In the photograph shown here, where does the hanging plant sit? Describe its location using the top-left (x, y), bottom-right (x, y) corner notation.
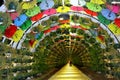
top-left (79, 17), bottom-right (92, 26)
top-left (49, 16), bottom-right (59, 24)
top-left (31, 25), bottom-right (43, 33)
top-left (71, 15), bottom-right (79, 23)
top-left (41, 19), bottom-right (52, 27)
top-left (26, 31), bottom-right (35, 40)
top-left (5, 0), bottom-right (22, 14)
top-left (0, 12), bottom-right (12, 32)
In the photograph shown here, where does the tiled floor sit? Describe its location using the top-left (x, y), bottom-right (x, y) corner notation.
top-left (48, 63), bottom-right (91, 80)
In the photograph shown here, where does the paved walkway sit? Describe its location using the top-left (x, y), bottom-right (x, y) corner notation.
top-left (48, 63), bottom-right (91, 80)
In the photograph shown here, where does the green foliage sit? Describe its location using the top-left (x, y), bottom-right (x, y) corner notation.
top-left (0, 12), bottom-right (12, 28)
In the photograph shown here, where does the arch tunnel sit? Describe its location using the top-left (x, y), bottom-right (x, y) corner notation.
top-left (0, 0), bottom-right (120, 80)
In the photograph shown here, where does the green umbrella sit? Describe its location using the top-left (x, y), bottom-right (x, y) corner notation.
top-left (86, 2), bottom-right (102, 12)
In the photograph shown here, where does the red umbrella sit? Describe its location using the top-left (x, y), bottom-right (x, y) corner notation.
top-left (4, 25), bottom-right (17, 38)
top-left (51, 25), bottom-right (60, 32)
top-left (70, 6), bottom-right (84, 11)
top-left (43, 8), bottom-right (56, 15)
top-left (30, 12), bottom-right (44, 21)
top-left (114, 18), bottom-right (120, 28)
top-left (29, 39), bottom-right (35, 47)
top-left (44, 28), bottom-right (51, 35)
top-left (72, 25), bottom-right (87, 30)
top-left (84, 8), bottom-right (98, 16)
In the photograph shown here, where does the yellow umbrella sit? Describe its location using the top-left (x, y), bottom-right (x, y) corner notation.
top-left (12, 29), bottom-right (24, 42)
top-left (31, 40), bottom-right (38, 48)
top-left (57, 6), bottom-right (70, 13)
top-left (60, 23), bottom-right (70, 28)
top-left (108, 23), bottom-right (119, 35)
top-left (90, 0), bottom-right (106, 4)
top-left (116, 29), bottom-right (120, 35)
top-left (21, 0), bottom-right (37, 9)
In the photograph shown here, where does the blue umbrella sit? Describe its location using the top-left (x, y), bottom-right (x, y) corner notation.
top-left (39, 0), bottom-right (54, 10)
top-left (14, 14), bottom-right (28, 27)
top-left (101, 9), bottom-right (116, 20)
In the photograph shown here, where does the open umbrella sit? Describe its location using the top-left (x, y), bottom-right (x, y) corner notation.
top-left (22, 0), bottom-right (37, 9)
top-left (86, 2), bottom-right (102, 12)
top-left (70, 0), bottom-right (86, 6)
top-left (90, 0), bottom-right (106, 4)
top-left (30, 12), bottom-right (43, 21)
top-left (107, 4), bottom-right (120, 14)
top-left (14, 14), bottom-right (28, 27)
top-left (51, 25), bottom-right (60, 32)
top-left (43, 8), bottom-right (56, 15)
top-left (97, 13), bottom-right (111, 25)
top-left (39, 0), bottom-right (54, 10)
top-left (57, 6), bottom-right (70, 13)
top-left (84, 8), bottom-right (98, 16)
top-left (12, 29), bottom-right (24, 42)
top-left (114, 18), bottom-right (120, 28)
top-left (70, 6), bottom-right (84, 11)
top-left (4, 25), bottom-right (17, 38)
top-left (108, 23), bottom-right (119, 35)
top-left (101, 9), bottom-right (116, 20)
top-left (9, 12), bottom-right (19, 20)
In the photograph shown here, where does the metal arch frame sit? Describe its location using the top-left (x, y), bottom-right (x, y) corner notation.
top-left (16, 11), bottom-right (120, 51)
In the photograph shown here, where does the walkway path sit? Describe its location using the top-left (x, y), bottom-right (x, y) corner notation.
top-left (48, 63), bottom-right (91, 80)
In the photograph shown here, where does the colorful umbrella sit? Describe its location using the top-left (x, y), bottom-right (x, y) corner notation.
top-left (51, 25), bottom-right (60, 32)
top-left (97, 13), bottom-right (111, 25)
top-left (44, 28), bottom-right (51, 35)
top-left (84, 8), bottom-right (98, 16)
top-left (70, 0), bottom-right (86, 6)
top-left (30, 12), bottom-right (43, 21)
top-left (39, 0), bottom-right (54, 10)
top-left (108, 23), bottom-right (120, 35)
top-left (57, 6), bottom-right (70, 13)
top-left (22, 1), bottom-right (36, 9)
top-left (20, 19), bottom-right (32, 31)
top-left (31, 40), bottom-right (38, 48)
top-left (9, 12), bottom-right (19, 20)
top-left (114, 18), bottom-right (120, 28)
top-left (14, 14), bottom-right (28, 27)
top-left (86, 2), bottom-right (102, 12)
top-left (43, 8), bottom-right (56, 15)
top-left (70, 6), bottom-right (84, 11)
top-left (107, 4), bottom-right (120, 14)
top-left (12, 29), bottom-right (24, 42)
top-left (101, 9), bottom-right (116, 20)
top-left (90, 0), bottom-right (106, 4)
top-left (4, 25), bottom-right (17, 38)
top-left (25, 6), bottom-right (40, 17)
top-left (36, 32), bottom-right (44, 40)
